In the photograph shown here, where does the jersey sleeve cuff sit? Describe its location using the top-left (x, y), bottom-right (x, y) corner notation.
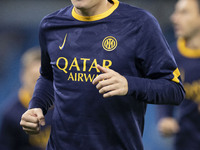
top-left (124, 75), bottom-right (146, 97)
top-left (28, 97), bottom-right (48, 115)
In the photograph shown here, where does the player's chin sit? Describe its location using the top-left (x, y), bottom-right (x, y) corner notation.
top-left (73, 1), bottom-right (88, 9)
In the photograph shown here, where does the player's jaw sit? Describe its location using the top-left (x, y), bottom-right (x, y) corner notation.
top-left (172, 19), bottom-right (200, 39)
top-left (71, 0), bottom-right (112, 16)
top-left (71, 0), bottom-right (101, 10)
top-left (172, 22), bottom-right (185, 38)
top-left (71, 0), bottom-right (88, 9)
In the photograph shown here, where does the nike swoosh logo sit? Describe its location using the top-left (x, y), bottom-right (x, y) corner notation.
top-left (59, 33), bottom-right (68, 50)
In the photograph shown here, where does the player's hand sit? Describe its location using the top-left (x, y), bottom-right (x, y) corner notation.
top-left (157, 117), bottom-right (179, 137)
top-left (20, 108), bottom-right (45, 135)
top-left (92, 65), bottom-right (128, 98)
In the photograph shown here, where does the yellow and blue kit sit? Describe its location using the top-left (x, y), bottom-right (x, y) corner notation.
top-left (0, 89), bottom-right (52, 150)
top-left (29, 0), bottom-right (185, 149)
top-left (158, 38), bottom-right (200, 150)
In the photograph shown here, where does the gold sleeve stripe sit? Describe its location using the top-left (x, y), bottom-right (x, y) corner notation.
top-left (72, 0), bottom-right (119, 22)
top-left (172, 68), bottom-right (180, 83)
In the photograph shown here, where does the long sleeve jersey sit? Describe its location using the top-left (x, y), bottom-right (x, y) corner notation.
top-left (29, 0), bottom-right (185, 149)
top-left (157, 38), bottom-right (200, 150)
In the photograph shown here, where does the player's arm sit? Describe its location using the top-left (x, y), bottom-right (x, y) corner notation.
top-left (20, 19), bottom-right (54, 134)
top-left (28, 19), bottom-right (54, 115)
top-left (93, 65), bottom-right (184, 105)
top-left (126, 13), bottom-right (185, 105)
top-left (93, 13), bottom-right (185, 105)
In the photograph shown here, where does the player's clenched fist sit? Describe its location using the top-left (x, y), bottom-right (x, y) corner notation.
top-left (20, 108), bottom-right (45, 134)
top-left (92, 65), bottom-right (128, 98)
top-left (157, 117), bottom-right (179, 137)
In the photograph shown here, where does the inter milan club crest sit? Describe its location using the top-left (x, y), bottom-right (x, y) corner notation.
top-left (102, 36), bottom-right (118, 51)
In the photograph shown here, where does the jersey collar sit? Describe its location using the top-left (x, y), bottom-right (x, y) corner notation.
top-left (177, 38), bottom-right (200, 58)
top-left (72, 0), bottom-right (119, 22)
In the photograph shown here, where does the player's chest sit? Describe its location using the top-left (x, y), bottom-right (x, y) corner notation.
top-left (46, 25), bottom-right (140, 74)
top-left (46, 22), bottom-right (140, 57)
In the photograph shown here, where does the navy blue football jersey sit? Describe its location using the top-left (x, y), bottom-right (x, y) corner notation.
top-left (29, 0), bottom-right (184, 149)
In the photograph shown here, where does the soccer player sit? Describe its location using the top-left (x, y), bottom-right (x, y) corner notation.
top-left (0, 47), bottom-right (52, 150)
top-left (20, 0), bottom-right (185, 149)
top-left (157, 0), bottom-right (200, 149)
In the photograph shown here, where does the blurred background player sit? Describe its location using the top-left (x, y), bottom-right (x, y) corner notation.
top-left (0, 47), bottom-right (52, 150)
top-left (157, 0), bottom-right (200, 149)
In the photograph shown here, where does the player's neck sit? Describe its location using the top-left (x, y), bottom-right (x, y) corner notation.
top-left (185, 33), bottom-right (200, 49)
top-left (74, 1), bottom-right (113, 16)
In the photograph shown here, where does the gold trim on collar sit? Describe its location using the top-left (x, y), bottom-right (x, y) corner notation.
top-left (19, 89), bottom-right (32, 108)
top-left (177, 38), bottom-right (200, 58)
top-left (72, 0), bottom-right (119, 22)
